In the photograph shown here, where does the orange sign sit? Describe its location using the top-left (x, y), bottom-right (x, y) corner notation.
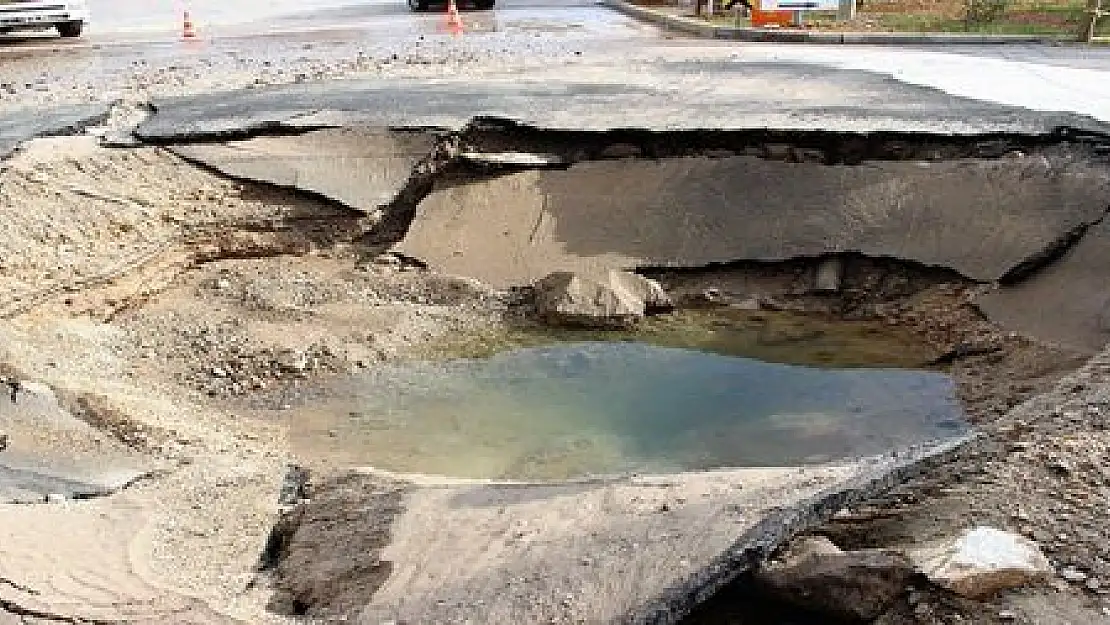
top-left (751, 6), bottom-right (794, 26)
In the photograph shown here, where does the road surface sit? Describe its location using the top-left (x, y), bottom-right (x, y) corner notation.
top-left (4, 0), bottom-right (651, 42)
top-left (1, 0), bottom-right (1109, 131)
top-left (0, 0), bottom-right (660, 118)
top-left (85, 0), bottom-right (372, 34)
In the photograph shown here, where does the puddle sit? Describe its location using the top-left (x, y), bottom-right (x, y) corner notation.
top-left (262, 313), bottom-right (967, 480)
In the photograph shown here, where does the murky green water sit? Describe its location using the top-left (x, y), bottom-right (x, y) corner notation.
top-left (271, 313), bottom-right (966, 480)
top-left (425, 307), bottom-right (943, 370)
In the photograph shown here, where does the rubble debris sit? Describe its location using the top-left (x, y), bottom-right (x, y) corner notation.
top-left (908, 526), bottom-right (1053, 599)
top-left (755, 535), bottom-right (915, 621)
top-left (533, 270), bottom-right (671, 329)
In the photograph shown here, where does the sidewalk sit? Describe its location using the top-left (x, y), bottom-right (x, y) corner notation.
top-left (603, 0), bottom-right (1072, 44)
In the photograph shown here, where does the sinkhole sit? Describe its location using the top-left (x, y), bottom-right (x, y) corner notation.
top-left (185, 126), bottom-right (1109, 483)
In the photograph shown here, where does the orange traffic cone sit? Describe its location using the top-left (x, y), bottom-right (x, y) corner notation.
top-left (182, 11), bottom-right (197, 39)
top-left (445, 0), bottom-right (464, 34)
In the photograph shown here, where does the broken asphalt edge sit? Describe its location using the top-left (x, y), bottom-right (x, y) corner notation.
top-left (602, 0), bottom-right (1072, 45)
top-left (630, 432), bottom-right (981, 624)
top-left (0, 103), bottom-right (111, 163)
top-left (165, 145), bottom-right (375, 216)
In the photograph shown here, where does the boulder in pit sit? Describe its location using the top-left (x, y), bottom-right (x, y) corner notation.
top-left (755, 535), bottom-right (915, 621)
top-left (533, 270), bottom-right (672, 329)
top-left (907, 526), bottom-right (1052, 599)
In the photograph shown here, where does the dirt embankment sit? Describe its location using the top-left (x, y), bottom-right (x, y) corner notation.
top-left (0, 134), bottom-right (505, 623)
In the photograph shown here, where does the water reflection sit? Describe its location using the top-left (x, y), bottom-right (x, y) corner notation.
top-left (271, 341), bottom-right (967, 480)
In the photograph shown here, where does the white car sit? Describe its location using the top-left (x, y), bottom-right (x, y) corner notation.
top-left (0, 0), bottom-right (89, 38)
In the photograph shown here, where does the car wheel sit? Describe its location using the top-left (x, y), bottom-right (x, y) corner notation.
top-left (474, 0), bottom-right (495, 8)
top-left (56, 21), bottom-right (83, 37)
top-left (407, 0), bottom-right (429, 11)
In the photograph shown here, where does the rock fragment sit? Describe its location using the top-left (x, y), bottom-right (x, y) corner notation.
top-left (1060, 566), bottom-right (1088, 583)
top-left (908, 526), bottom-right (1052, 599)
top-left (533, 270), bottom-right (670, 329)
top-left (756, 535), bottom-right (915, 621)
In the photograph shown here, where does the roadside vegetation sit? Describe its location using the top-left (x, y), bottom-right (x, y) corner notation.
top-left (839, 0), bottom-right (1109, 35)
top-left (681, 0), bottom-right (1110, 36)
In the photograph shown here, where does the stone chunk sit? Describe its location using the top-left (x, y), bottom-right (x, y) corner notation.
top-left (756, 536), bottom-right (914, 621)
top-left (607, 270), bottom-right (673, 313)
top-left (533, 270), bottom-right (670, 329)
top-left (908, 526), bottom-right (1052, 599)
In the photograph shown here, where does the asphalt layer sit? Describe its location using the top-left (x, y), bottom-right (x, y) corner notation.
top-left (0, 103), bottom-right (108, 161)
top-left (133, 63), bottom-right (1110, 140)
top-left (3, 0), bottom-right (1110, 151)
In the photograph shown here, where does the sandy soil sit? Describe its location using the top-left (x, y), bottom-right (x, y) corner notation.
top-left (0, 137), bottom-right (505, 622)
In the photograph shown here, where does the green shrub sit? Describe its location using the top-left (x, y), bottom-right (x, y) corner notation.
top-left (964, 0), bottom-right (1010, 27)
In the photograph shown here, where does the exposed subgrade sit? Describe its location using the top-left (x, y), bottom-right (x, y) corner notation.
top-left (52, 122), bottom-right (1109, 407)
top-left (384, 123), bottom-right (1110, 277)
top-left (1, 122), bottom-right (1109, 624)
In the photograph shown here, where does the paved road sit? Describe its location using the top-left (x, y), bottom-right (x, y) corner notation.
top-left (2, 0), bottom-right (1110, 146)
top-left (3, 0), bottom-right (649, 43)
top-left (0, 0), bottom-right (655, 107)
top-left (85, 0), bottom-right (370, 34)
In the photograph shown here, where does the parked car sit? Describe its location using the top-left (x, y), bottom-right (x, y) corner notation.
top-left (0, 0), bottom-right (89, 38)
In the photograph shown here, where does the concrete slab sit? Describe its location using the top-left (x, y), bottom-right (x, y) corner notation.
top-left (170, 128), bottom-right (437, 213)
top-left (135, 65), bottom-right (1110, 141)
top-left (0, 104), bottom-right (108, 162)
top-left (265, 437), bottom-right (971, 623)
top-left (396, 155), bottom-right (1110, 287)
top-left (976, 219), bottom-right (1110, 354)
top-left (0, 381), bottom-right (150, 502)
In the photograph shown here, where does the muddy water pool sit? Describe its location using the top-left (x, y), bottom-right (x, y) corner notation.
top-left (258, 310), bottom-right (969, 480)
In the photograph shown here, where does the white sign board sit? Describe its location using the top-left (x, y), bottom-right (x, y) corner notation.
top-left (760, 0), bottom-right (838, 9)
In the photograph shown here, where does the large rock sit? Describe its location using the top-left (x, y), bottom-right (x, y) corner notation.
top-left (756, 536), bottom-right (915, 621)
top-left (533, 270), bottom-right (671, 329)
top-left (908, 526), bottom-right (1053, 599)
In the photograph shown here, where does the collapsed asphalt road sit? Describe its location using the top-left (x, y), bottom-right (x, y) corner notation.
top-left (2, 3), bottom-right (1110, 624)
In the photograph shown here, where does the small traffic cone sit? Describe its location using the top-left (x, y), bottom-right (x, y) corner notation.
top-left (445, 0), bottom-right (464, 34)
top-left (182, 11), bottom-right (197, 39)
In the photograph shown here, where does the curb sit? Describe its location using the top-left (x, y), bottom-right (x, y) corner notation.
top-left (602, 0), bottom-right (1070, 44)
